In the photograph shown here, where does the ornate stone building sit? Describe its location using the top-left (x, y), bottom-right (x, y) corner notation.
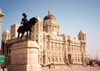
top-left (1, 9), bottom-right (88, 65)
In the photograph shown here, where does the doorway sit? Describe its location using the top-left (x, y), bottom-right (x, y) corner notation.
top-left (68, 54), bottom-right (71, 64)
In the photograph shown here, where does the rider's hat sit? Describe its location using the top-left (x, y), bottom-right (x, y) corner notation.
top-left (22, 13), bottom-right (27, 17)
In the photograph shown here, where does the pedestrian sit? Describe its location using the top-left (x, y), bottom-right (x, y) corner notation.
top-left (49, 65), bottom-right (51, 69)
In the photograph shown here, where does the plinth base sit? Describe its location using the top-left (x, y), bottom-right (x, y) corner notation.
top-left (8, 40), bottom-right (41, 71)
top-left (8, 64), bottom-right (41, 71)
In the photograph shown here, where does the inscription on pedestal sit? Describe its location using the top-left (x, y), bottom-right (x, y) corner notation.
top-left (29, 49), bottom-right (37, 54)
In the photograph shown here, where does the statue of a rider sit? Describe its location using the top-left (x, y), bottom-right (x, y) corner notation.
top-left (21, 13), bottom-right (28, 28)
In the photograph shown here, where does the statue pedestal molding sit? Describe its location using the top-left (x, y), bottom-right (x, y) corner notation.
top-left (8, 40), bottom-right (41, 71)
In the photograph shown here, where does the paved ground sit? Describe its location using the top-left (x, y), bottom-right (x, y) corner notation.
top-left (0, 68), bottom-right (7, 71)
top-left (43, 67), bottom-right (100, 71)
top-left (0, 67), bottom-right (100, 71)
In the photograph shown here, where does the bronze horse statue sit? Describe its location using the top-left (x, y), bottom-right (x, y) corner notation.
top-left (17, 17), bottom-right (38, 42)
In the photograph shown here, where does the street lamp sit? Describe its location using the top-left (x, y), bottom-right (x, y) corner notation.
top-left (88, 54), bottom-right (90, 64)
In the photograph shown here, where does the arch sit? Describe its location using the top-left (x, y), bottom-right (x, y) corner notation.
top-left (59, 58), bottom-right (61, 63)
top-left (75, 58), bottom-right (77, 62)
top-left (80, 58), bottom-right (81, 62)
top-left (56, 58), bottom-right (58, 63)
top-left (48, 57), bottom-right (50, 64)
top-left (51, 58), bottom-right (54, 63)
top-left (74, 58), bottom-right (75, 62)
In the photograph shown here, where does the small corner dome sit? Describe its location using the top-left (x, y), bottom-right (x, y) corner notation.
top-left (3, 29), bottom-right (10, 34)
top-left (78, 30), bottom-right (85, 35)
top-left (36, 16), bottom-right (41, 21)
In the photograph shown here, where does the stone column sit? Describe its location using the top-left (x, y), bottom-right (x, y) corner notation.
top-left (8, 40), bottom-right (41, 71)
top-left (0, 9), bottom-right (5, 42)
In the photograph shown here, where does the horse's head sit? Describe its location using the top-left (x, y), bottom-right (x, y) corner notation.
top-left (29, 17), bottom-right (38, 26)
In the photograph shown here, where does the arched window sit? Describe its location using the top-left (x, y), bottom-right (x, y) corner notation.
top-left (52, 58), bottom-right (54, 63)
top-left (56, 58), bottom-right (58, 63)
top-left (48, 57), bottom-right (50, 63)
top-left (76, 59), bottom-right (77, 62)
top-left (59, 58), bottom-right (61, 63)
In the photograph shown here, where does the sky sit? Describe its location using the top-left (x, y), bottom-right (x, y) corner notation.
top-left (0, 0), bottom-right (100, 60)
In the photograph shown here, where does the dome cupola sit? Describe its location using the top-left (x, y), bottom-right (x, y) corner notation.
top-left (43, 9), bottom-right (59, 35)
top-left (3, 29), bottom-right (10, 34)
top-left (2, 29), bottom-right (11, 42)
top-left (43, 9), bottom-right (56, 20)
top-left (78, 30), bottom-right (86, 41)
top-left (78, 30), bottom-right (85, 35)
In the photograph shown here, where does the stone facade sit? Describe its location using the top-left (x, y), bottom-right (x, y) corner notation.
top-left (1, 9), bottom-right (88, 65)
top-left (10, 24), bottom-right (21, 39)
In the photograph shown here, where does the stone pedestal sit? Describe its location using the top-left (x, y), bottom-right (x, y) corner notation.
top-left (8, 40), bottom-right (41, 71)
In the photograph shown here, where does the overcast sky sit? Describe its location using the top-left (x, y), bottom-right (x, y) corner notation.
top-left (0, 0), bottom-right (100, 60)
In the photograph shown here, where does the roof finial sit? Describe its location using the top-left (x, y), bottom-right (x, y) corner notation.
top-left (48, 9), bottom-right (51, 15)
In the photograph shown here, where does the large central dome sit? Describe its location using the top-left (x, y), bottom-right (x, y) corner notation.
top-left (43, 9), bottom-right (56, 20)
top-left (44, 15), bottom-right (56, 20)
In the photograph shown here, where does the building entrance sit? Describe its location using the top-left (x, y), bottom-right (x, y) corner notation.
top-left (68, 54), bottom-right (71, 64)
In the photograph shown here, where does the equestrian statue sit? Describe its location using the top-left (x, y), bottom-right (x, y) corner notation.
top-left (17, 13), bottom-right (38, 42)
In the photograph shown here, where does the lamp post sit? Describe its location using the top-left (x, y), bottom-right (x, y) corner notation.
top-left (96, 51), bottom-right (98, 61)
top-left (88, 54), bottom-right (90, 64)
top-left (96, 51), bottom-right (100, 61)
